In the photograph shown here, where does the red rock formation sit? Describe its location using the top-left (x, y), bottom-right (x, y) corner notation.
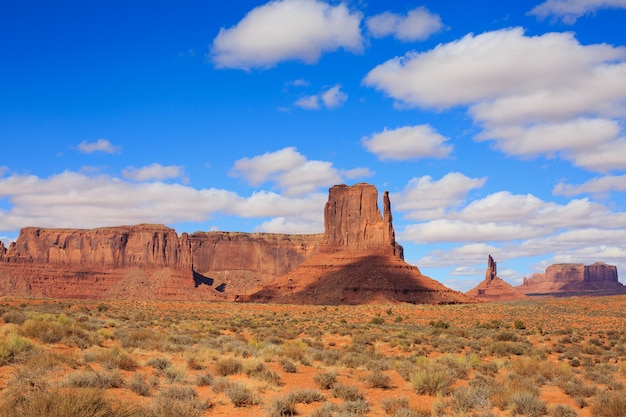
top-left (248, 184), bottom-right (471, 305)
top-left (0, 182), bottom-right (472, 304)
top-left (465, 255), bottom-right (529, 302)
top-left (519, 262), bottom-right (625, 297)
top-left (320, 184), bottom-right (403, 258)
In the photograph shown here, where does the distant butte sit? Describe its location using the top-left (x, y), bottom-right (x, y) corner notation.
top-left (465, 255), bottom-right (529, 302)
top-left (518, 262), bottom-right (626, 297)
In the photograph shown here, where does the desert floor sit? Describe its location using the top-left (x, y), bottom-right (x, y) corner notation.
top-left (1, 295), bottom-right (625, 417)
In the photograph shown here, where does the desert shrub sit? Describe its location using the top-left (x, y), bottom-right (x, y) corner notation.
top-left (280, 340), bottom-right (309, 363)
top-left (224, 382), bottom-right (258, 407)
top-left (1, 311), bottom-right (27, 325)
top-left (128, 373), bottom-right (152, 397)
top-left (509, 391), bottom-right (547, 417)
top-left (477, 361), bottom-right (500, 375)
top-left (449, 385), bottom-right (491, 414)
top-left (280, 359), bottom-right (297, 373)
top-left (215, 357), bottom-right (243, 376)
top-left (487, 341), bottom-right (529, 356)
top-left (244, 360), bottom-right (281, 385)
top-left (514, 320), bottom-right (526, 330)
top-left (436, 355), bottom-right (469, 379)
top-left (370, 317), bottom-right (385, 325)
top-left (410, 362), bottom-right (455, 396)
top-left (210, 376), bottom-right (234, 393)
top-left (146, 357), bottom-right (172, 370)
top-left (310, 402), bottom-right (337, 417)
top-left (341, 399), bottom-right (370, 415)
top-left (162, 365), bottom-right (188, 384)
top-left (395, 359), bottom-right (417, 381)
top-left (340, 351), bottom-right (370, 369)
top-left (286, 388), bottom-right (325, 404)
top-left (186, 356), bottom-right (204, 370)
top-left (361, 370), bottom-right (393, 389)
top-left (151, 395), bottom-right (209, 417)
top-left (265, 396), bottom-right (297, 417)
top-left (331, 383), bottom-right (365, 401)
top-left (591, 391), bottom-right (626, 417)
top-left (557, 375), bottom-right (596, 398)
top-left (314, 371), bottom-right (338, 389)
top-left (392, 408), bottom-right (431, 417)
top-left (115, 327), bottom-right (160, 350)
top-left (0, 388), bottom-right (135, 417)
top-left (548, 404), bottom-right (579, 417)
top-left (196, 371), bottom-right (215, 387)
top-left (62, 370), bottom-right (123, 389)
top-left (83, 347), bottom-right (137, 370)
top-left (159, 385), bottom-right (197, 401)
top-left (381, 397), bottom-right (409, 414)
top-left (0, 332), bottom-right (39, 365)
top-left (430, 320), bottom-right (449, 329)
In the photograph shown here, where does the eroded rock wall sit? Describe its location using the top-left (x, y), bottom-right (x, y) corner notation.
top-left (320, 183), bottom-right (403, 258)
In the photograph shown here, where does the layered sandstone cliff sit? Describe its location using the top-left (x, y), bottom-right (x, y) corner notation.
top-left (0, 225), bottom-right (322, 301)
top-left (519, 262), bottom-right (625, 297)
top-left (465, 255), bottom-right (529, 302)
top-left (248, 184), bottom-right (471, 305)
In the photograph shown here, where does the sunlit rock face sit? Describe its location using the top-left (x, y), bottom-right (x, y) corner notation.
top-left (519, 262), bottom-right (625, 297)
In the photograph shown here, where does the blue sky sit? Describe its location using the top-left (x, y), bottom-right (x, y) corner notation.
top-left (2, 0), bottom-right (626, 291)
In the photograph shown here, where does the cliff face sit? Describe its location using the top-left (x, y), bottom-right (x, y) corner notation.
top-left (519, 262), bottom-right (625, 297)
top-left (0, 225), bottom-right (322, 301)
top-left (320, 184), bottom-right (403, 258)
top-left (3, 225), bottom-right (185, 268)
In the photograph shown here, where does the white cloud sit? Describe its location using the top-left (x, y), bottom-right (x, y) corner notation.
top-left (529, 0), bottom-right (626, 24)
top-left (77, 139), bottom-right (120, 154)
top-left (122, 163), bottom-right (185, 182)
top-left (364, 27), bottom-right (626, 172)
top-left (255, 216), bottom-right (324, 234)
top-left (362, 125), bottom-right (452, 161)
top-left (554, 174), bottom-right (626, 196)
top-left (230, 147), bottom-right (370, 196)
top-left (416, 243), bottom-right (502, 268)
top-left (0, 170), bottom-right (329, 233)
top-left (285, 78), bottom-right (310, 87)
top-left (321, 85), bottom-right (348, 108)
top-left (295, 85), bottom-right (347, 110)
top-left (392, 173), bottom-right (487, 220)
top-left (0, 236), bottom-right (14, 246)
top-left (211, 0), bottom-right (363, 70)
top-left (366, 7), bottom-right (442, 41)
top-left (401, 220), bottom-right (544, 244)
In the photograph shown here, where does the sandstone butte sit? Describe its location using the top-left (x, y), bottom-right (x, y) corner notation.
top-left (517, 262), bottom-right (626, 297)
top-left (0, 183), bottom-right (470, 304)
top-left (465, 255), bottom-right (529, 302)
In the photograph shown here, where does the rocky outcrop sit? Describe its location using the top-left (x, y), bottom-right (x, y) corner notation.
top-left (0, 225), bottom-right (322, 301)
top-left (0, 182), bottom-right (472, 305)
top-left (465, 255), bottom-right (529, 302)
top-left (519, 262), bottom-right (626, 297)
top-left (320, 184), bottom-right (403, 258)
top-left (248, 184), bottom-right (471, 305)
top-left (3, 225), bottom-right (185, 268)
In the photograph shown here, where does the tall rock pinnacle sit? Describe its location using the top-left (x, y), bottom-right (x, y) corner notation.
top-left (319, 183), bottom-right (403, 258)
top-left (486, 255), bottom-right (497, 282)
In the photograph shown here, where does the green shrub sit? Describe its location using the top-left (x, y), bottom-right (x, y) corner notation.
top-left (429, 320), bottom-right (449, 329)
top-left (0, 332), bottom-right (39, 365)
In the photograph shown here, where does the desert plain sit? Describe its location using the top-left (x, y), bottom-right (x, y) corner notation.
top-left (1, 295), bottom-right (626, 417)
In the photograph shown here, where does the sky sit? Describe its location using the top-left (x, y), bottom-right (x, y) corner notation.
top-left (2, 0), bottom-right (626, 292)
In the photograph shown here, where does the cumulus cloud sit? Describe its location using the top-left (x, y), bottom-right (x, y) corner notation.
top-left (529, 0), bottom-right (626, 23)
top-left (0, 170), bottom-right (328, 233)
top-left (364, 27), bottom-right (626, 172)
top-left (366, 7), bottom-right (443, 41)
top-left (294, 85), bottom-right (348, 110)
top-left (392, 173), bottom-right (487, 220)
top-left (122, 163), bottom-right (185, 182)
top-left (554, 174), bottom-right (626, 196)
top-left (229, 147), bottom-right (370, 196)
top-left (211, 0), bottom-right (363, 70)
top-left (362, 125), bottom-right (452, 161)
top-left (77, 139), bottom-right (120, 154)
